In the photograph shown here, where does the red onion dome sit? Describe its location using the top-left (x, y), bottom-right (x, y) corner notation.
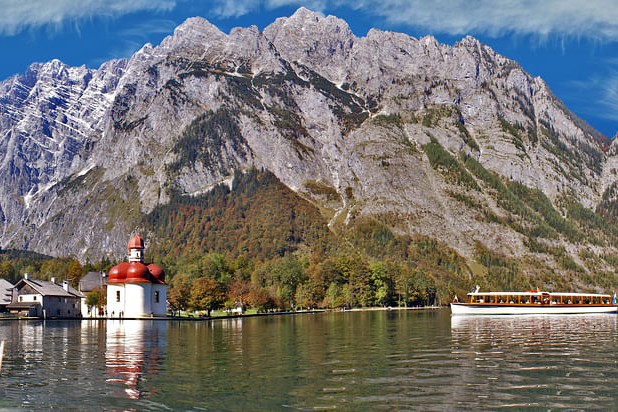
top-left (108, 262), bottom-right (130, 284)
top-left (127, 234), bottom-right (144, 250)
top-left (147, 264), bottom-right (165, 283)
top-left (125, 262), bottom-right (150, 283)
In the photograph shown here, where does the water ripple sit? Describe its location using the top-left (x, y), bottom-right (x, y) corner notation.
top-left (1, 312), bottom-right (618, 409)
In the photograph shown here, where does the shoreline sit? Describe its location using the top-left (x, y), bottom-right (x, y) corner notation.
top-left (0, 305), bottom-right (444, 322)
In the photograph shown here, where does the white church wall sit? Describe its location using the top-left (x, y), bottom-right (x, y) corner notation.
top-left (151, 284), bottom-right (167, 316)
top-left (107, 284), bottom-right (125, 317)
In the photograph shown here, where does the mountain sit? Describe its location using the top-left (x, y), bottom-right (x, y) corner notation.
top-left (1, 7), bottom-right (617, 288)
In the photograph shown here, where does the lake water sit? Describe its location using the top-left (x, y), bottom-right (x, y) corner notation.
top-left (1, 310), bottom-right (617, 410)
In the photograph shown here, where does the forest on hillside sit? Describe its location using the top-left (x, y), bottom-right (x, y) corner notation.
top-left (3, 168), bottom-right (618, 314)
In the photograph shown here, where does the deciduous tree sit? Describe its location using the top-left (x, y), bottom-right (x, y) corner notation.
top-left (168, 273), bottom-right (192, 315)
top-left (190, 277), bottom-right (225, 316)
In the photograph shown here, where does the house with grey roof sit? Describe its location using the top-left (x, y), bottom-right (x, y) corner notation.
top-left (0, 278), bottom-right (14, 312)
top-left (7, 275), bottom-right (84, 318)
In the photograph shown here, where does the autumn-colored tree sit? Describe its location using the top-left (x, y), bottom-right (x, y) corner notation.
top-left (67, 259), bottom-right (83, 288)
top-left (248, 285), bottom-right (276, 312)
top-left (168, 273), bottom-right (192, 315)
top-left (190, 277), bottom-right (226, 316)
top-left (303, 258), bottom-right (334, 307)
top-left (226, 278), bottom-right (251, 311)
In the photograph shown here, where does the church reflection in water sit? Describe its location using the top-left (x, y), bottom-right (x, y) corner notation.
top-left (105, 320), bottom-right (167, 399)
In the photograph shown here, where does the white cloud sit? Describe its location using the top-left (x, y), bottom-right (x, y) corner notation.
top-left (208, 0), bottom-right (261, 18)
top-left (0, 0), bottom-right (176, 36)
top-left (206, 0), bottom-right (328, 18)
top-left (568, 62), bottom-right (618, 125)
top-left (353, 0), bottom-right (618, 40)
top-left (203, 0), bottom-right (618, 41)
top-left (119, 19), bottom-right (179, 41)
top-left (590, 73), bottom-right (618, 123)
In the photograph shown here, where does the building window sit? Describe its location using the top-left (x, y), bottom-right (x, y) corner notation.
top-left (116, 290), bottom-right (120, 302)
top-left (33, 296), bottom-right (37, 301)
top-left (154, 291), bottom-right (160, 303)
top-left (19, 296), bottom-right (23, 302)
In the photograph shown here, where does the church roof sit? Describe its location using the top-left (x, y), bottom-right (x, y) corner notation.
top-left (109, 234), bottom-right (166, 285)
top-left (108, 262), bottom-right (165, 285)
top-left (128, 234), bottom-right (144, 250)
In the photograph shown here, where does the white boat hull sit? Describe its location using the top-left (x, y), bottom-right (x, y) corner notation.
top-left (450, 303), bottom-right (618, 315)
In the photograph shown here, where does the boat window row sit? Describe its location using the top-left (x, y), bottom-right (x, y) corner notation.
top-left (469, 295), bottom-right (611, 305)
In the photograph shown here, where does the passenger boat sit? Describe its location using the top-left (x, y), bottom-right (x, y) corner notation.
top-left (450, 288), bottom-right (618, 315)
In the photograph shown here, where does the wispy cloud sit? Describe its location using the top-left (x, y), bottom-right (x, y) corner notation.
top-left (587, 73), bottom-right (618, 123)
top-left (89, 19), bottom-right (179, 67)
top-left (355, 0), bottom-right (618, 40)
top-left (208, 0), bottom-right (261, 19)
top-left (0, 0), bottom-right (176, 36)
top-left (568, 60), bottom-right (618, 124)
top-left (598, 76), bottom-right (618, 121)
top-left (207, 0), bottom-right (327, 18)
top-left (119, 19), bottom-right (179, 41)
top-left (205, 0), bottom-right (618, 41)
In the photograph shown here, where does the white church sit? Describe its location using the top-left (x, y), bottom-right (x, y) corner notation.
top-left (107, 234), bottom-right (167, 317)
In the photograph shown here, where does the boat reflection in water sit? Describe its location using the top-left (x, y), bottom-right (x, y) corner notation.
top-left (449, 314), bottom-right (618, 409)
top-left (105, 320), bottom-right (167, 399)
top-left (451, 312), bottom-right (618, 332)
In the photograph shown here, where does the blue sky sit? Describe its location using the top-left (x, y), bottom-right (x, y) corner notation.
top-left (1, 0), bottom-right (618, 138)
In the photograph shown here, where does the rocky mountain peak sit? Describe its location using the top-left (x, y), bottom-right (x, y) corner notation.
top-left (159, 16), bottom-right (227, 55)
top-left (263, 7), bottom-right (355, 74)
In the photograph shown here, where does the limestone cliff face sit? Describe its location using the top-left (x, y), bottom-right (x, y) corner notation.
top-left (0, 7), bottom-right (613, 265)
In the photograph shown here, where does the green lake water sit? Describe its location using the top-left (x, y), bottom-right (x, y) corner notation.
top-left (1, 310), bottom-right (617, 410)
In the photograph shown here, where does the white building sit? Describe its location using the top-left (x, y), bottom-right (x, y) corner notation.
top-left (106, 234), bottom-right (167, 317)
top-left (8, 276), bottom-right (83, 318)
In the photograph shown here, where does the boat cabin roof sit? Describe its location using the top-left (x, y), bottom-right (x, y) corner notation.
top-left (467, 291), bottom-right (611, 298)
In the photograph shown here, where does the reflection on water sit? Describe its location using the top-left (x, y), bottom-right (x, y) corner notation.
top-left (105, 320), bottom-right (167, 400)
top-left (450, 314), bottom-right (618, 409)
top-left (1, 311), bottom-right (618, 409)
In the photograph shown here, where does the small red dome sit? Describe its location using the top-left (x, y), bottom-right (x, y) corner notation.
top-left (127, 234), bottom-right (144, 250)
top-left (148, 264), bottom-right (165, 283)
